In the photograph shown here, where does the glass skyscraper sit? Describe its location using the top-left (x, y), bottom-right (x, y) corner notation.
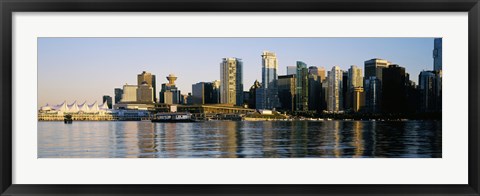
top-left (295, 61), bottom-right (308, 111)
top-left (256, 51), bottom-right (280, 109)
top-left (433, 38), bottom-right (442, 71)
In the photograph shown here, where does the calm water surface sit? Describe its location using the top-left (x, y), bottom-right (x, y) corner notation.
top-left (38, 121), bottom-right (442, 158)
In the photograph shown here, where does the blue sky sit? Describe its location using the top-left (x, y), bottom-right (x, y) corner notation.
top-left (38, 37), bottom-right (436, 106)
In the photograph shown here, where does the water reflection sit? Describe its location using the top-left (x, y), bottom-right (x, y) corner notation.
top-left (38, 120), bottom-right (442, 158)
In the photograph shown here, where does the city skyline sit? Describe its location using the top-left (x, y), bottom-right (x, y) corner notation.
top-left (38, 37), bottom-right (436, 106)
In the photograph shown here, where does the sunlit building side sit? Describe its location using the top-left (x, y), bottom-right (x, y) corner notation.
top-left (220, 57), bottom-right (243, 106)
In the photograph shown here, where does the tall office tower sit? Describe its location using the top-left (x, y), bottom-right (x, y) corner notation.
top-left (212, 80), bottom-right (221, 104)
top-left (278, 75), bottom-right (296, 112)
top-left (364, 76), bottom-right (382, 113)
top-left (318, 66), bottom-right (326, 82)
top-left (321, 78), bottom-right (328, 112)
top-left (308, 66), bottom-right (322, 112)
top-left (433, 38), bottom-right (442, 71)
top-left (192, 82), bottom-right (217, 105)
top-left (114, 88), bottom-right (123, 104)
top-left (243, 91), bottom-right (250, 106)
top-left (382, 64), bottom-right (408, 114)
top-left (342, 72), bottom-right (349, 111)
top-left (406, 80), bottom-right (420, 113)
top-left (121, 84), bottom-right (138, 102)
top-left (327, 66), bottom-right (343, 112)
top-left (137, 71), bottom-right (157, 102)
top-left (364, 58), bottom-right (390, 112)
top-left (102, 95), bottom-right (113, 109)
top-left (287, 66), bottom-right (297, 75)
top-left (256, 51), bottom-right (280, 109)
top-left (159, 74), bottom-right (181, 104)
top-left (419, 70), bottom-right (442, 112)
top-left (435, 70), bottom-right (442, 112)
top-left (295, 61), bottom-right (309, 111)
top-left (352, 87), bottom-right (365, 112)
top-left (248, 80), bottom-right (261, 109)
top-left (136, 81), bottom-right (154, 103)
top-left (347, 65), bottom-right (363, 111)
top-left (220, 57), bottom-right (243, 106)
top-left (364, 58), bottom-right (391, 81)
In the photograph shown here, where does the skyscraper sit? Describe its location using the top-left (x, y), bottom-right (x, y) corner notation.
top-left (364, 58), bottom-right (390, 112)
top-left (364, 76), bottom-right (381, 113)
top-left (114, 88), bottom-right (123, 104)
top-left (342, 72), bottom-right (349, 112)
top-left (192, 82), bottom-right (218, 105)
top-left (317, 67), bottom-right (326, 82)
top-left (121, 84), bottom-right (137, 103)
top-left (278, 75), bottom-right (296, 112)
top-left (137, 71), bottom-right (157, 102)
top-left (287, 66), bottom-right (297, 75)
top-left (346, 65), bottom-right (363, 110)
top-left (220, 57), bottom-right (243, 106)
top-left (136, 81), bottom-right (154, 103)
top-left (248, 80), bottom-right (261, 109)
top-left (433, 38), bottom-right (442, 71)
top-left (308, 66), bottom-right (322, 112)
top-left (382, 64), bottom-right (408, 114)
top-left (212, 80), bottom-right (221, 104)
top-left (327, 66), bottom-right (343, 112)
top-left (295, 61), bottom-right (309, 111)
top-left (419, 70), bottom-right (442, 112)
top-left (257, 51), bottom-right (280, 109)
top-left (159, 74), bottom-right (181, 104)
top-left (364, 58), bottom-right (391, 82)
top-left (352, 87), bottom-right (365, 112)
top-left (102, 95), bottom-right (113, 109)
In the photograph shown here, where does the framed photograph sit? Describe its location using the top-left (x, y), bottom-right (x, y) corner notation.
top-left (1, 0), bottom-right (479, 195)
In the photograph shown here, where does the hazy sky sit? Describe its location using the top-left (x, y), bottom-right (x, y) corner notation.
top-left (38, 37), bottom-right (436, 106)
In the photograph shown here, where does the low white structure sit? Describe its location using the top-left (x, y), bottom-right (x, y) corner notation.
top-left (38, 101), bottom-right (113, 121)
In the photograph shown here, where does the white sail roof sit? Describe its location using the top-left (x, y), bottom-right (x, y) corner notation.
top-left (78, 101), bottom-right (90, 112)
top-left (99, 100), bottom-right (109, 110)
top-left (57, 101), bottom-right (69, 112)
top-left (89, 101), bottom-right (100, 112)
top-left (68, 101), bottom-right (79, 113)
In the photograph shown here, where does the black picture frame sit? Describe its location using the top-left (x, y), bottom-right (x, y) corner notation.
top-left (1, 0), bottom-right (479, 195)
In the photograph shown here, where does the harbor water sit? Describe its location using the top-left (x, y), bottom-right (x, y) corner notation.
top-left (38, 120), bottom-right (442, 158)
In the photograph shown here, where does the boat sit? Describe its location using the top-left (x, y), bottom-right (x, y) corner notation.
top-left (151, 112), bottom-right (197, 123)
top-left (64, 114), bottom-right (73, 124)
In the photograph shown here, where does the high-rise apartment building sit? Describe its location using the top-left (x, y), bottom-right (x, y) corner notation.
top-left (327, 66), bottom-right (343, 112)
top-left (256, 51), bottom-right (280, 109)
top-left (295, 61), bottom-right (309, 111)
top-left (346, 65), bottom-right (363, 110)
top-left (220, 58), bottom-right (243, 106)
top-left (137, 71), bottom-right (157, 102)
top-left (433, 38), bottom-right (442, 71)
